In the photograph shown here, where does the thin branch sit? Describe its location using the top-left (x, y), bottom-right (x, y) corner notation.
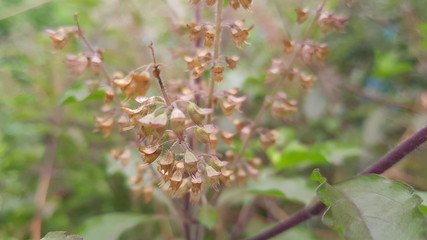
top-left (206, 0), bottom-right (224, 124)
top-left (74, 13), bottom-right (114, 86)
top-left (248, 124), bottom-right (427, 240)
top-left (149, 42), bottom-right (171, 106)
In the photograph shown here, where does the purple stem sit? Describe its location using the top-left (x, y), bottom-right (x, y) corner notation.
top-left (248, 125), bottom-right (427, 240)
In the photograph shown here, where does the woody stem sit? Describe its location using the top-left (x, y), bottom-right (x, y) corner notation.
top-left (206, 0), bottom-right (223, 124)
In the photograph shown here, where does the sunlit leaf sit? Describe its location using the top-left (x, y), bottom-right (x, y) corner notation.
top-left (312, 170), bottom-right (427, 240)
top-left (268, 141), bottom-right (328, 169)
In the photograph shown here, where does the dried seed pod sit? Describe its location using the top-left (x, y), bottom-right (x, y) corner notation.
top-left (184, 150), bottom-right (199, 174)
top-left (221, 131), bottom-right (236, 145)
top-left (220, 168), bottom-right (233, 185)
top-left (283, 39), bottom-right (294, 54)
top-left (158, 151), bottom-right (175, 173)
top-left (212, 66), bottom-right (224, 83)
top-left (239, 0), bottom-right (252, 9)
top-left (187, 22), bottom-right (203, 41)
top-left (230, 0), bottom-right (240, 9)
top-left (45, 26), bottom-right (77, 49)
top-left (95, 116), bottom-right (114, 137)
top-left (139, 145), bottom-right (162, 164)
top-left (113, 71), bottom-right (151, 99)
top-left (194, 126), bottom-right (210, 144)
top-left (191, 173), bottom-right (202, 194)
top-left (206, 166), bottom-right (220, 189)
top-left (225, 56), bottom-right (240, 69)
top-left (171, 107), bottom-right (186, 139)
top-left (209, 134), bottom-right (218, 151)
top-left (192, 65), bottom-right (206, 79)
top-left (230, 23), bottom-right (254, 48)
top-left (184, 56), bottom-right (202, 70)
top-left (221, 100), bottom-right (235, 116)
top-left (295, 8), bottom-right (309, 24)
top-left (187, 102), bottom-right (213, 125)
top-left (204, 26), bottom-right (215, 48)
top-left (259, 129), bottom-right (277, 150)
top-left (90, 55), bottom-right (102, 76)
top-left (65, 54), bottom-right (88, 76)
top-left (205, 0), bottom-right (216, 6)
top-left (104, 87), bottom-right (115, 104)
top-left (300, 73), bottom-right (316, 89)
top-left (169, 170), bottom-right (183, 192)
top-left (208, 155), bottom-right (228, 168)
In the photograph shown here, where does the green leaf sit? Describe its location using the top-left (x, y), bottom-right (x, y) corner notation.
top-left (415, 191), bottom-right (427, 216)
top-left (315, 173), bottom-right (427, 240)
top-left (248, 176), bottom-right (316, 205)
top-left (373, 51), bottom-right (412, 78)
top-left (198, 205), bottom-right (218, 229)
top-left (41, 231), bottom-right (83, 240)
top-left (57, 83), bottom-right (104, 105)
top-left (77, 213), bottom-right (148, 240)
top-left (268, 141), bottom-right (328, 169)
